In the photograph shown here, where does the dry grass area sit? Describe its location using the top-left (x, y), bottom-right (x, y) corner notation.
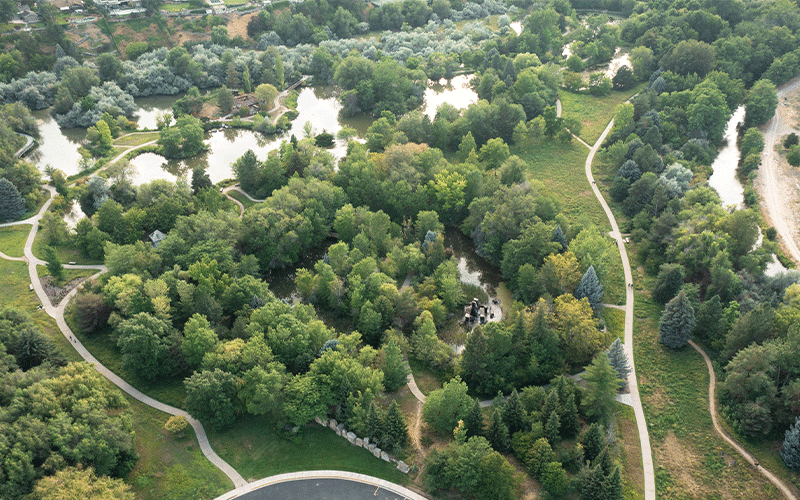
top-left (227, 11), bottom-right (258, 40)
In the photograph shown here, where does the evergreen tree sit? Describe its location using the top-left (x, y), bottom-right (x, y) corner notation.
top-left (606, 338), bottom-right (631, 387)
top-left (580, 465), bottom-right (606, 500)
top-left (502, 389), bottom-right (527, 435)
top-left (576, 265), bottom-right (604, 314)
top-left (0, 178), bottom-right (27, 222)
top-left (191, 166), bottom-right (212, 194)
top-left (606, 465), bottom-right (623, 500)
top-left (617, 159), bottom-right (642, 181)
top-left (693, 294), bottom-right (724, 347)
top-left (545, 410), bottom-right (560, 444)
top-left (384, 400), bottom-right (409, 452)
top-left (781, 416), bottom-right (800, 471)
top-left (553, 224), bottom-right (567, 251)
top-left (464, 398), bottom-right (484, 438)
top-left (542, 389), bottom-right (559, 422)
top-left (382, 338), bottom-right (409, 392)
top-left (582, 423), bottom-right (605, 463)
top-left (487, 409), bottom-right (510, 452)
top-left (43, 245), bottom-right (64, 283)
top-left (561, 392), bottom-right (580, 439)
top-left (652, 263), bottom-right (685, 304)
top-left (594, 446), bottom-right (613, 474)
top-left (658, 290), bottom-right (696, 349)
top-left (366, 402), bottom-right (384, 446)
top-left (583, 354), bottom-right (622, 425)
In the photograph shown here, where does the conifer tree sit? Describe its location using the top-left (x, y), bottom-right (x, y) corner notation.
top-left (487, 409), bottom-right (510, 452)
top-left (542, 389), bottom-right (559, 422)
top-left (606, 465), bottom-right (623, 500)
top-left (553, 224), bottom-right (567, 251)
top-left (781, 416), bottom-right (800, 471)
top-left (545, 410), bottom-right (560, 444)
top-left (658, 290), bottom-right (696, 349)
top-left (502, 389), bottom-right (527, 436)
top-left (366, 402), bottom-right (384, 446)
top-left (464, 398), bottom-right (484, 438)
top-left (43, 245), bottom-right (64, 283)
top-left (583, 354), bottom-right (622, 425)
top-left (561, 392), bottom-right (580, 439)
top-left (384, 400), bottom-right (409, 452)
top-left (576, 265), bottom-right (604, 314)
top-left (606, 338), bottom-right (631, 387)
top-left (580, 465), bottom-right (605, 500)
top-left (582, 423), bottom-right (605, 463)
top-left (693, 294), bottom-right (724, 347)
top-left (0, 178), bottom-right (27, 222)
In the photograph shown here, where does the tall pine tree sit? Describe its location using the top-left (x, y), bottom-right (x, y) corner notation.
top-left (487, 409), bottom-right (510, 452)
top-left (576, 265), bottom-right (604, 314)
top-left (384, 400), bottom-right (409, 453)
top-left (464, 398), bottom-right (484, 438)
top-left (581, 423), bottom-right (605, 463)
top-left (502, 389), bottom-right (527, 435)
top-left (658, 290), bottom-right (696, 349)
top-left (561, 392), bottom-right (580, 438)
top-left (545, 410), bottom-right (560, 444)
top-left (606, 338), bottom-right (631, 387)
top-left (782, 415), bottom-right (800, 471)
top-left (553, 224), bottom-right (567, 251)
top-left (0, 178), bottom-right (27, 222)
top-left (366, 402), bottom-right (384, 446)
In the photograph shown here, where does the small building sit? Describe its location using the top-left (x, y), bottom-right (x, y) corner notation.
top-left (232, 93), bottom-right (260, 114)
top-left (148, 230), bottom-right (167, 248)
top-left (17, 6), bottom-right (40, 23)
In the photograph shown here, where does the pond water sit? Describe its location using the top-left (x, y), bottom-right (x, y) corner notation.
top-left (423, 75), bottom-right (478, 119)
top-left (132, 93), bottom-right (183, 130)
top-left (510, 21), bottom-right (522, 35)
top-left (28, 111), bottom-right (85, 177)
top-left (707, 106), bottom-right (788, 276)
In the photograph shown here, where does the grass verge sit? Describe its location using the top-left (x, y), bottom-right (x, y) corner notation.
top-left (0, 224), bottom-right (30, 258)
top-left (226, 189), bottom-right (257, 209)
top-left (560, 84), bottom-right (646, 144)
top-left (127, 398), bottom-right (232, 500)
top-left (115, 132), bottom-right (160, 146)
top-left (617, 404), bottom-right (645, 500)
top-left (209, 414), bottom-right (408, 484)
top-left (407, 359), bottom-right (442, 395)
top-left (32, 237), bottom-right (103, 266)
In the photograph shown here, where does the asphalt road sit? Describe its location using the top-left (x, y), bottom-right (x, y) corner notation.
top-left (234, 478), bottom-right (414, 500)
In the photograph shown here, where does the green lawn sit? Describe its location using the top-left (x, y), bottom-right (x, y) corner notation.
top-left (632, 278), bottom-right (781, 499)
top-left (0, 225), bottom-right (30, 258)
top-left (560, 84), bottom-right (646, 144)
top-left (226, 190), bottom-right (256, 209)
top-left (32, 237), bottom-right (103, 266)
top-left (127, 399), bottom-right (232, 500)
top-left (408, 359), bottom-right (442, 396)
top-left (209, 414), bottom-right (408, 484)
top-left (68, 310), bottom-right (188, 409)
top-left (617, 404), bottom-right (645, 500)
top-left (37, 265), bottom-right (96, 284)
top-left (513, 138), bottom-right (609, 229)
top-left (115, 132), bottom-right (160, 146)
top-left (604, 306), bottom-right (625, 341)
top-left (160, 2), bottom-right (190, 11)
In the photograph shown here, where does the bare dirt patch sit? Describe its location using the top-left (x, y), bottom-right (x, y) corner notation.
top-left (40, 275), bottom-right (88, 307)
top-left (659, 432), bottom-right (703, 496)
top-left (226, 12), bottom-right (259, 40)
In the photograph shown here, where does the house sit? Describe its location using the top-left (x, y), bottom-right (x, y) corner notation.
top-left (232, 93), bottom-right (260, 114)
top-left (16, 6), bottom-right (40, 23)
top-left (147, 230), bottom-right (167, 248)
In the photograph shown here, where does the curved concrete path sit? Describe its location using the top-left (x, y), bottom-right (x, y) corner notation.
top-left (689, 341), bottom-right (798, 500)
top-left (212, 470), bottom-right (429, 500)
top-left (1, 185), bottom-right (247, 489)
top-left (585, 119), bottom-right (655, 500)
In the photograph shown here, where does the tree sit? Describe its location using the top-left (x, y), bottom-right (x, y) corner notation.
top-left (545, 410), bottom-right (561, 443)
top-left (116, 313), bottom-right (175, 381)
top-left (384, 400), bottom-right (409, 452)
top-left (43, 245), bottom-right (64, 283)
top-left (31, 466), bottom-right (134, 500)
top-left (255, 83), bottom-right (278, 109)
top-left (745, 79), bottom-right (778, 127)
top-left (464, 398), bottom-right (484, 438)
top-left (658, 290), bottom-right (696, 349)
top-left (540, 461), bottom-right (568, 497)
top-left (612, 65), bottom-right (636, 90)
top-left (582, 354), bottom-right (621, 425)
top-left (381, 338), bottom-right (408, 392)
top-left (502, 389), bottom-right (528, 435)
top-left (0, 178), bottom-right (27, 222)
top-left (526, 437), bottom-right (556, 479)
top-left (487, 409), bottom-right (510, 452)
top-left (581, 423), bottom-right (605, 463)
top-left (73, 292), bottom-right (111, 333)
top-left (191, 166), bottom-right (212, 195)
top-left (423, 376), bottom-right (474, 435)
top-left (607, 338), bottom-right (631, 387)
top-left (185, 369), bottom-right (239, 431)
top-left (575, 265), bottom-right (603, 314)
top-left (561, 392), bottom-right (580, 438)
top-left (662, 39), bottom-right (716, 77)
top-left (217, 85), bottom-right (233, 114)
top-left (652, 263), bottom-right (685, 304)
top-left (182, 313), bottom-right (218, 369)
top-left (16, 326), bottom-right (60, 370)
top-left (782, 416), bottom-right (800, 471)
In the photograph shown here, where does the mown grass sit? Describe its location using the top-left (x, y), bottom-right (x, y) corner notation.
top-left (0, 224), bottom-right (30, 258)
top-left (226, 189), bottom-right (256, 209)
top-left (513, 138), bottom-right (608, 229)
top-left (632, 274), bottom-right (780, 499)
top-left (560, 84), bottom-right (646, 144)
top-left (603, 306), bottom-right (625, 342)
top-left (160, 2), bottom-right (190, 10)
top-left (32, 237), bottom-right (102, 266)
top-left (68, 311), bottom-right (188, 409)
top-left (408, 359), bottom-right (443, 396)
top-left (617, 404), bottom-right (645, 500)
top-left (127, 399), bottom-right (232, 500)
top-left (115, 132), bottom-right (160, 146)
top-left (209, 414), bottom-right (408, 484)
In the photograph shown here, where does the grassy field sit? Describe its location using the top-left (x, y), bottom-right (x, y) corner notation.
top-left (226, 189), bottom-right (257, 209)
top-left (159, 2), bottom-right (191, 11)
top-left (604, 306), bottom-right (625, 341)
top-left (0, 224), bottom-right (30, 258)
top-left (618, 404), bottom-right (645, 500)
top-left (407, 359), bottom-right (443, 396)
top-left (32, 237), bottom-right (103, 266)
top-left (127, 399), bottom-right (232, 500)
top-left (560, 84), bottom-right (646, 144)
top-left (209, 414), bottom-right (408, 484)
top-left (115, 132), bottom-right (160, 146)
top-left (632, 275), bottom-right (781, 499)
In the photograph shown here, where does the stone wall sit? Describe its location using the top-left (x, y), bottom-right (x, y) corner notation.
top-left (314, 416), bottom-right (410, 474)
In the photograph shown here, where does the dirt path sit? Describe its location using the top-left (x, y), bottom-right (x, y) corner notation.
top-left (756, 76), bottom-right (800, 266)
top-left (689, 341), bottom-right (798, 500)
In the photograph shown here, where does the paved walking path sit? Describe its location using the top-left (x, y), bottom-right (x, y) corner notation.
top-left (0, 185), bottom-right (247, 489)
top-left (212, 470), bottom-right (430, 500)
top-left (585, 119), bottom-right (655, 500)
top-left (689, 341), bottom-right (797, 500)
top-left (222, 186), bottom-right (246, 217)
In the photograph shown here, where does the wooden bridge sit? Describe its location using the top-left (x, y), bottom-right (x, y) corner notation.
top-left (285, 75), bottom-right (311, 92)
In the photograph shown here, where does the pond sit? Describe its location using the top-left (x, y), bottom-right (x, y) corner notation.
top-left (28, 110), bottom-right (85, 177)
top-left (423, 75), bottom-right (478, 119)
top-left (708, 106), bottom-right (788, 276)
top-left (132, 93), bottom-right (184, 130)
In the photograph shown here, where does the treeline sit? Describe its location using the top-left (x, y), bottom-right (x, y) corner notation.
top-left (0, 103), bottom-right (45, 223)
top-left (0, 308), bottom-right (135, 500)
